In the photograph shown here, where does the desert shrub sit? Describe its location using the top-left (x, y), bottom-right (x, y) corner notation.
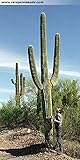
top-left (0, 98), bottom-right (31, 128)
top-left (0, 79), bottom-right (80, 142)
top-left (62, 106), bottom-right (80, 141)
top-left (0, 99), bottom-right (15, 127)
top-left (52, 79), bottom-right (80, 141)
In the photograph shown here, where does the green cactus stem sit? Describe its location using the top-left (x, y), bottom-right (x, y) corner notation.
top-left (20, 73), bottom-right (23, 97)
top-left (28, 46), bottom-right (43, 91)
top-left (40, 12), bottom-right (53, 119)
top-left (11, 79), bottom-right (15, 85)
top-left (37, 89), bottom-right (42, 115)
top-left (16, 63), bottom-right (19, 101)
top-left (51, 33), bottom-right (60, 87)
top-left (23, 77), bottom-right (26, 95)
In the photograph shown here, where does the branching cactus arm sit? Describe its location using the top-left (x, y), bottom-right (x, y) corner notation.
top-left (11, 79), bottom-right (16, 85)
top-left (15, 63), bottom-right (19, 97)
top-left (23, 77), bottom-right (26, 95)
top-left (28, 45), bottom-right (43, 90)
top-left (51, 33), bottom-right (60, 87)
top-left (20, 73), bottom-right (23, 96)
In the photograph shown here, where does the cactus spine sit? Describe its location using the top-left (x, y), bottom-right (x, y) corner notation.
top-left (11, 63), bottom-right (26, 105)
top-left (28, 12), bottom-right (60, 144)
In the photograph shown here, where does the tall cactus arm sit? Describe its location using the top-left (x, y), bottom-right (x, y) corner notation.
top-left (16, 63), bottom-right (19, 95)
top-left (11, 79), bottom-right (16, 85)
top-left (28, 45), bottom-right (43, 90)
top-left (23, 77), bottom-right (26, 95)
top-left (15, 63), bottom-right (20, 105)
top-left (20, 73), bottom-right (23, 96)
top-left (40, 12), bottom-right (48, 83)
top-left (50, 33), bottom-right (60, 87)
top-left (40, 12), bottom-right (52, 118)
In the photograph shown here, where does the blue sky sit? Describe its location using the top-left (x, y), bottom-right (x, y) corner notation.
top-left (0, 5), bottom-right (80, 103)
top-left (45, 0), bottom-right (80, 5)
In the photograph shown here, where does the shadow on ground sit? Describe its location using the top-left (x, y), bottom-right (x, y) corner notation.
top-left (0, 143), bottom-right (47, 157)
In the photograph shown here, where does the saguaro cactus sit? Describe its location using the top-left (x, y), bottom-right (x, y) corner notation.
top-left (28, 12), bottom-right (60, 145)
top-left (23, 77), bottom-right (26, 96)
top-left (11, 63), bottom-right (26, 105)
top-left (20, 73), bottom-right (23, 97)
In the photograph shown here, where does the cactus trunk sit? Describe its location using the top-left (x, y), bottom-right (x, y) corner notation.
top-left (40, 13), bottom-right (53, 119)
top-left (40, 13), bottom-right (53, 143)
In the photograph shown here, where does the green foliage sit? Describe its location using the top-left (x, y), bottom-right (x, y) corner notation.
top-left (26, 78), bottom-right (37, 108)
top-left (26, 78), bottom-right (80, 141)
top-left (0, 98), bottom-right (30, 128)
top-left (0, 99), bottom-right (15, 127)
top-left (0, 78), bottom-right (80, 143)
top-left (0, 80), bottom-right (41, 130)
top-left (52, 79), bottom-right (80, 141)
top-left (25, 78), bottom-right (80, 142)
top-left (59, 80), bottom-right (79, 108)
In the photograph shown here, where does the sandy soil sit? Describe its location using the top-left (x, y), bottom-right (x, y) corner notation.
top-left (0, 127), bottom-right (79, 160)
